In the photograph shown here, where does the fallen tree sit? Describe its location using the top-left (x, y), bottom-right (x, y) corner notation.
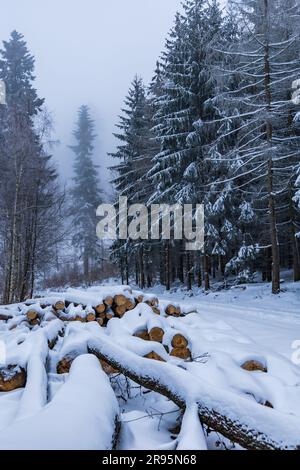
top-left (88, 334), bottom-right (300, 451)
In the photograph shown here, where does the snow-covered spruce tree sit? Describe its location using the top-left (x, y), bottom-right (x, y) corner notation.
top-left (149, 0), bottom-right (241, 290)
top-left (0, 31), bottom-right (63, 302)
top-left (69, 105), bottom-right (103, 283)
top-left (109, 76), bottom-right (153, 286)
top-left (214, 0), bottom-right (300, 292)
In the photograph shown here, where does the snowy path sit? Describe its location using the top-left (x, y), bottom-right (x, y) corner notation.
top-left (154, 282), bottom-right (300, 359)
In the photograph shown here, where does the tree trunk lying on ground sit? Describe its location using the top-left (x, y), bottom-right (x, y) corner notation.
top-left (88, 335), bottom-right (300, 451)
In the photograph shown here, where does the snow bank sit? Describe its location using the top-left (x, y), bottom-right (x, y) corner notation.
top-left (0, 355), bottom-right (119, 450)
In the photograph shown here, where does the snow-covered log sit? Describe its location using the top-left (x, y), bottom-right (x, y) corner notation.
top-left (0, 365), bottom-right (26, 392)
top-left (0, 355), bottom-right (120, 450)
top-left (88, 334), bottom-right (300, 451)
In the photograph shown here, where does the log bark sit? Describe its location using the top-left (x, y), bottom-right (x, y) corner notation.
top-left (88, 336), bottom-right (300, 451)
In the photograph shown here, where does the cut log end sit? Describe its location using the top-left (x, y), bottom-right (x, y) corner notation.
top-left (53, 301), bottom-right (65, 311)
top-left (170, 348), bottom-right (191, 360)
top-left (0, 365), bottom-right (26, 392)
top-left (95, 304), bottom-right (106, 315)
top-left (26, 310), bottom-right (38, 321)
top-left (97, 318), bottom-right (105, 327)
top-left (165, 304), bottom-right (181, 316)
top-left (125, 299), bottom-right (136, 311)
top-left (144, 351), bottom-right (166, 362)
top-left (114, 294), bottom-right (128, 307)
top-left (104, 296), bottom-right (114, 307)
top-left (171, 334), bottom-right (188, 349)
top-left (114, 305), bottom-right (127, 317)
top-left (134, 330), bottom-right (150, 341)
top-left (241, 360), bottom-right (267, 373)
top-left (145, 297), bottom-right (159, 308)
top-left (149, 327), bottom-right (164, 343)
top-left (151, 307), bottom-right (161, 315)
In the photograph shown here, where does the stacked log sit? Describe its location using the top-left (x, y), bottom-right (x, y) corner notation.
top-left (57, 353), bottom-right (118, 376)
top-left (241, 360), bottom-right (267, 373)
top-left (145, 296), bottom-right (159, 308)
top-left (151, 307), bottom-right (161, 315)
top-left (26, 309), bottom-right (41, 327)
top-left (97, 318), bottom-right (105, 327)
top-left (144, 351), bottom-right (166, 362)
top-left (104, 296), bottom-right (114, 307)
top-left (134, 330), bottom-right (150, 341)
top-left (0, 365), bottom-right (26, 392)
top-left (135, 294), bottom-right (144, 304)
top-left (165, 304), bottom-right (181, 317)
top-left (149, 327), bottom-right (164, 343)
top-left (94, 303), bottom-right (106, 315)
top-left (57, 353), bottom-right (78, 374)
top-left (53, 300), bottom-right (65, 312)
top-left (105, 309), bottom-right (115, 321)
top-left (0, 313), bottom-right (13, 321)
top-left (86, 307), bottom-right (96, 323)
top-left (111, 294), bottom-right (137, 319)
top-left (170, 333), bottom-right (191, 360)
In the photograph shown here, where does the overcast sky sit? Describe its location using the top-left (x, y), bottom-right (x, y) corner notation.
top-left (1, 0), bottom-right (226, 194)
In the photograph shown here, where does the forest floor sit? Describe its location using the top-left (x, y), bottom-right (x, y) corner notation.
top-left (0, 275), bottom-right (299, 450)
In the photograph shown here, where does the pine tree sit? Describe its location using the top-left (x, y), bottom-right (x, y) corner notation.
top-left (69, 105), bottom-right (103, 282)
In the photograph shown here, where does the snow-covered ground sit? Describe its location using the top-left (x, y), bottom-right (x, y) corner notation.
top-left (0, 279), bottom-right (299, 450)
top-left (115, 281), bottom-right (300, 449)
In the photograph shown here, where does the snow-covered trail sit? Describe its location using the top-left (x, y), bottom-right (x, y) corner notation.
top-left (158, 295), bottom-right (299, 359)
top-left (152, 281), bottom-right (300, 359)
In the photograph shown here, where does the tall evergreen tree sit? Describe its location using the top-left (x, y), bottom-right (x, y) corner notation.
top-left (109, 76), bottom-right (153, 286)
top-left (70, 105), bottom-right (103, 282)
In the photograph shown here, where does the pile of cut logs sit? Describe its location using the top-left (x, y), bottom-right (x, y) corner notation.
top-left (48, 292), bottom-right (183, 327)
top-left (134, 327), bottom-right (191, 362)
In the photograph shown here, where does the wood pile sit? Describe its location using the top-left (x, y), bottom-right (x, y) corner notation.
top-left (51, 292), bottom-right (143, 326)
top-left (132, 323), bottom-right (191, 362)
